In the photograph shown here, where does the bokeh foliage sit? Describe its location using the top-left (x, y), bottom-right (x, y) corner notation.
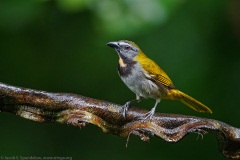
top-left (0, 0), bottom-right (239, 159)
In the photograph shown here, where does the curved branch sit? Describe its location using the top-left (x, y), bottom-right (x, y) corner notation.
top-left (0, 82), bottom-right (239, 159)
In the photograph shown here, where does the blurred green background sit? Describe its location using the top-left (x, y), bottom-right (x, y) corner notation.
top-left (0, 0), bottom-right (239, 159)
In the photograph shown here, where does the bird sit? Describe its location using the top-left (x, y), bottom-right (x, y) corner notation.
top-left (107, 40), bottom-right (212, 120)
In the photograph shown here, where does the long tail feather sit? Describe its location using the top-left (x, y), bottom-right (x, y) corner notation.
top-left (169, 89), bottom-right (212, 113)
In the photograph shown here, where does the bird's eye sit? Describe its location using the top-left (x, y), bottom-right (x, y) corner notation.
top-left (125, 46), bottom-right (131, 50)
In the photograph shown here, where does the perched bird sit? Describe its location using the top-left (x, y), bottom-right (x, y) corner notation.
top-left (107, 40), bottom-right (212, 120)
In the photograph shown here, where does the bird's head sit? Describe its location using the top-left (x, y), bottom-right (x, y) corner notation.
top-left (107, 40), bottom-right (143, 60)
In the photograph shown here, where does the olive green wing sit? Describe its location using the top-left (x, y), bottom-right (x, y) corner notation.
top-left (139, 57), bottom-right (175, 88)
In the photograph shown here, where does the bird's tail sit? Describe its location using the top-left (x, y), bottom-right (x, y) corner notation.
top-left (169, 89), bottom-right (212, 113)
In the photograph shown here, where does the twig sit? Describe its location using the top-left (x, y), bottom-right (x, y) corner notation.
top-left (0, 82), bottom-right (239, 159)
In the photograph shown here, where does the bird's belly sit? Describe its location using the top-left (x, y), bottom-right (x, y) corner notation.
top-left (120, 73), bottom-right (161, 99)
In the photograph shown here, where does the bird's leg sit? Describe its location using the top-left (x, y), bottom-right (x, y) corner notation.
top-left (122, 95), bottom-right (141, 118)
top-left (142, 99), bottom-right (161, 121)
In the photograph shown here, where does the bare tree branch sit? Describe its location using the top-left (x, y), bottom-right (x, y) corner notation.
top-left (0, 82), bottom-right (239, 159)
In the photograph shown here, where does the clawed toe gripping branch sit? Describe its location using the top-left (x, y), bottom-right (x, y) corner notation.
top-left (0, 82), bottom-right (239, 159)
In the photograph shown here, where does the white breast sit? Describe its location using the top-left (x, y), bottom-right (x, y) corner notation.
top-left (119, 63), bottom-right (161, 99)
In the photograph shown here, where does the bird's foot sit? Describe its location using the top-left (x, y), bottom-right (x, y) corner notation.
top-left (122, 101), bottom-right (131, 118)
top-left (140, 108), bottom-right (156, 122)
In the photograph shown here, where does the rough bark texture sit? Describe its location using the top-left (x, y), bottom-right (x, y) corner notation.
top-left (0, 82), bottom-right (239, 159)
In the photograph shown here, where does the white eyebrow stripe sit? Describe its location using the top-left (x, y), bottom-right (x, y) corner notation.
top-left (118, 42), bottom-right (129, 46)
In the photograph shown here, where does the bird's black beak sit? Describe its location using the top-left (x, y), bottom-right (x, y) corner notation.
top-left (107, 42), bottom-right (119, 49)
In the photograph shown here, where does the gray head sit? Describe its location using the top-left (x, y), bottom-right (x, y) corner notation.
top-left (107, 40), bottom-right (140, 60)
